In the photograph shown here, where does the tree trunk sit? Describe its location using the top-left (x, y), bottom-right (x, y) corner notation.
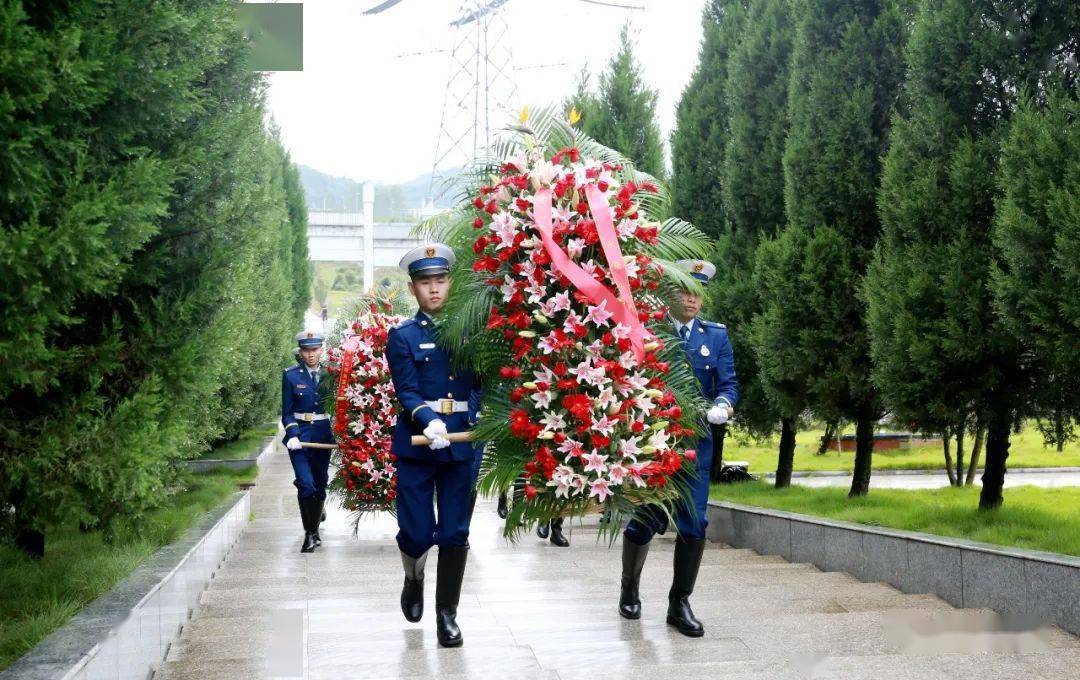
top-left (11, 484), bottom-right (45, 559)
top-left (942, 431), bottom-right (957, 486)
top-left (709, 423), bottom-right (727, 483)
top-left (817, 419), bottom-right (837, 455)
top-left (849, 412), bottom-right (874, 497)
top-left (966, 423), bottom-right (984, 486)
top-left (979, 405), bottom-right (1013, 509)
top-left (954, 426), bottom-right (965, 488)
top-left (1054, 409), bottom-right (1066, 453)
top-left (775, 418), bottom-right (797, 488)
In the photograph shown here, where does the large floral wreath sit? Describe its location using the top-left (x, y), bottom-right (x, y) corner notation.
top-left (324, 291), bottom-right (410, 518)
top-left (420, 108), bottom-right (713, 536)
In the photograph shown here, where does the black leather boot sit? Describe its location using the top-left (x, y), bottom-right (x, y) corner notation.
top-left (619, 538), bottom-right (649, 619)
top-left (313, 497), bottom-right (325, 546)
top-left (667, 536), bottom-right (706, 637)
top-left (400, 549), bottom-right (428, 622)
top-left (536, 520), bottom-right (550, 539)
top-left (496, 492), bottom-right (509, 519)
top-left (549, 518), bottom-right (569, 547)
top-left (299, 497), bottom-right (318, 553)
top-left (435, 546), bottom-right (468, 647)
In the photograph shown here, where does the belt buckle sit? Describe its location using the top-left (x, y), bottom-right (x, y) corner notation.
top-left (439, 399), bottom-right (454, 415)
top-left (303, 413), bottom-right (313, 422)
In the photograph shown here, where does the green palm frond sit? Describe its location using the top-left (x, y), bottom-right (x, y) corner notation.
top-left (646, 218), bottom-right (714, 262)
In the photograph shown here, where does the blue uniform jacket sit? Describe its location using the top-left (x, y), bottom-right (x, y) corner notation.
top-left (281, 364), bottom-right (334, 446)
top-left (679, 317), bottom-right (739, 409)
top-left (386, 312), bottom-right (481, 462)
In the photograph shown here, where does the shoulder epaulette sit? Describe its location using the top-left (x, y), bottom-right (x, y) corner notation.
top-left (699, 320), bottom-right (727, 330)
top-left (393, 318), bottom-right (418, 331)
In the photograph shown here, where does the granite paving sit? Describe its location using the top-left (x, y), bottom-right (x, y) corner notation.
top-left (157, 442), bottom-right (1080, 679)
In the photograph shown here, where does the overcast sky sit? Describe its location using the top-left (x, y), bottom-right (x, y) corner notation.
top-left (265, 0), bottom-right (709, 183)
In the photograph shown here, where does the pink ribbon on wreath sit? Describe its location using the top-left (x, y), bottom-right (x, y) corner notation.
top-left (533, 186), bottom-right (651, 360)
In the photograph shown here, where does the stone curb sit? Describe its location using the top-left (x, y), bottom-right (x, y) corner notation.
top-left (1, 491), bottom-right (252, 680)
top-left (180, 436), bottom-right (275, 474)
top-left (706, 500), bottom-right (1080, 636)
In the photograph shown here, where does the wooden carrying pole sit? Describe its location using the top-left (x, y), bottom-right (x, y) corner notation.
top-left (410, 431), bottom-right (475, 446)
top-left (299, 442), bottom-right (338, 450)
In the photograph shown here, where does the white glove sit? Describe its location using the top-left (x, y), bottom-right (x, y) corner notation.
top-left (707, 404), bottom-right (731, 425)
top-left (286, 436), bottom-right (302, 451)
top-left (423, 420), bottom-right (451, 450)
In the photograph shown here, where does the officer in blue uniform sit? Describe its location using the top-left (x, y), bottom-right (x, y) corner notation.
top-left (387, 243), bottom-right (481, 648)
top-left (618, 259), bottom-right (738, 637)
top-left (282, 330), bottom-right (335, 553)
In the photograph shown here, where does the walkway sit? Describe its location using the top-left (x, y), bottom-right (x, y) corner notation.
top-left (764, 469), bottom-right (1080, 490)
top-left (157, 444), bottom-right (1080, 679)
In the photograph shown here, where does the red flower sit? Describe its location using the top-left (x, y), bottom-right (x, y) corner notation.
top-left (500, 365), bottom-right (522, 379)
top-left (561, 393), bottom-right (592, 422)
top-left (473, 236), bottom-right (490, 254)
top-left (511, 335), bottom-right (532, 359)
top-left (487, 308), bottom-right (507, 329)
top-left (524, 484), bottom-right (537, 500)
top-left (508, 310), bottom-right (531, 329)
top-left (510, 409), bottom-right (541, 440)
top-left (473, 217), bottom-right (484, 228)
top-left (532, 248), bottom-right (551, 266)
top-left (473, 255), bottom-right (500, 273)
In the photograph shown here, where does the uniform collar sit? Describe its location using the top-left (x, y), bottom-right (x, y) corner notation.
top-left (671, 315), bottom-right (696, 336)
top-left (416, 310), bottom-right (437, 328)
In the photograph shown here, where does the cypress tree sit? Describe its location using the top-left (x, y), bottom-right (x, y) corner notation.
top-left (716, 0), bottom-right (794, 484)
top-left (0, 0), bottom-right (307, 555)
top-left (754, 0), bottom-right (908, 496)
top-left (670, 0), bottom-right (749, 237)
top-left (866, 0), bottom-right (1079, 509)
top-left (992, 90), bottom-right (1080, 453)
top-left (570, 23), bottom-right (664, 178)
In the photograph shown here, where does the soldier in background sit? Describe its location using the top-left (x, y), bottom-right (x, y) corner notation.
top-left (617, 260), bottom-right (738, 637)
top-left (282, 331), bottom-right (334, 553)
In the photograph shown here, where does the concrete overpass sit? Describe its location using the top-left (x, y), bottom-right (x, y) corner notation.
top-left (306, 211), bottom-right (422, 267)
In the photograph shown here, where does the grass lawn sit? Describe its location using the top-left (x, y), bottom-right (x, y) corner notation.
top-left (0, 465), bottom-right (257, 671)
top-left (710, 481), bottom-right (1080, 557)
top-left (197, 424), bottom-right (277, 460)
top-left (310, 263), bottom-right (407, 318)
top-left (724, 423), bottom-right (1079, 474)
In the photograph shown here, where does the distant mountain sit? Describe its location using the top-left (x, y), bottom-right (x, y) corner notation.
top-left (298, 165), bottom-right (462, 219)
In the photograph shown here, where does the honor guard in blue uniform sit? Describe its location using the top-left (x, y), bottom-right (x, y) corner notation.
top-left (387, 243), bottom-right (481, 648)
top-left (282, 331), bottom-right (335, 553)
top-left (619, 259), bottom-right (738, 637)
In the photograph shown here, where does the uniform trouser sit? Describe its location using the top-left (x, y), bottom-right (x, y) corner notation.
top-left (625, 435), bottom-right (713, 545)
top-left (396, 456), bottom-right (474, 558)
top-left (288, 448), bottom-right (331, 500)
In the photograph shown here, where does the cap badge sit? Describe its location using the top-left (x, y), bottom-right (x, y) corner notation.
top-left (425, 247), bottom-right (436, 257)
top-left (693, 263), bottom-right (704, 273)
